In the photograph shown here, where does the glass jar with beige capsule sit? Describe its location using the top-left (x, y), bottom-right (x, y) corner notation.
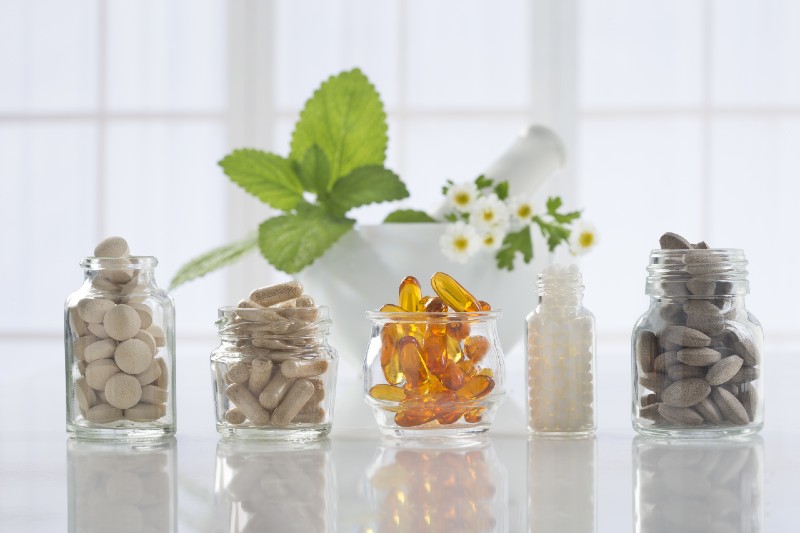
top-left (211, 281), bottom-right (338, 440)
top-left (65, 236), bottom-right (176, 441)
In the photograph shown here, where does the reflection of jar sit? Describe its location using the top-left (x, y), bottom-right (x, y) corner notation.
top-left (528, 436), bottom-right (596, 531)
top-left (64, 256), bottom-right (176, 440)
top-left (214, 439), bottom-right (335, 532)
top-left (211, 306), bottom-right (338, 440)
top-left (633, 436), bottom-right (764, 532)
top-left (68, 437), bottom-right (176, 533)
top-left (632, 249), bottom-right (764, 437)
top-left (363, 310), bottom-right (506, 437)
top-left (365, 438), bottom-right (507, 532)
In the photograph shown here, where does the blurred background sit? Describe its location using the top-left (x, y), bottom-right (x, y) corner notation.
top-left (2, 0), bottom-right (799, 434)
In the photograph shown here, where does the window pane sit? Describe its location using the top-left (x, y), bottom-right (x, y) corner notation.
top-left (710, 117), bottom-right (800, 333)
top-left (105, 121), bottom-right (228, 335)
top-left (405, 0), bottom-right (531, 109)
top-left (0, 0), bottom-right (97, 112)
top-left (107, 0), bottom-right (227, 112)
top-left (274, 0), bottom-right (399, 111)
top-left (580, 0), bottom-right (703, 108)
top-left (0, 123), bottom-right (97, 333)
top-left (712, 0), bottom-right (800, 106)
top-left (577, 117), bottom-right (703, 334)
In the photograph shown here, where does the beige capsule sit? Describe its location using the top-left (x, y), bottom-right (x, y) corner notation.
top-left (77, 298), bottom-right (116, 324)
top-left (134, 329), bottom-right (156, 355)
top-left (234, 307), bottom-right (286, 324)
top-left (73, 335), bottom-right (100, 361)
top-left (86, 403), bottom-right (123, 423)
top-left (237, 299), bottom-right (263, 309)
top-left (272, 379), bottom-right (315, 427)
top-left (115, 338), bottom-right (154, 375)
top-left (259, 373), bottom-right (295, 410)
top-left (225, 408), bottom-right (247, 425)
top-left (308, 378), bottom-right (325, 402)
top-left (249, 281), bottom-right (304, 307)
top-left (104, 304), bottom-right (142, 341)
top-left (226, 362), bottom-right (250, 384)
top-left (94, 236), bottom-right (130, 257)
top-left (226, 383), bottom-right (270, 426)
top-left (125, 403), bottom-right (166, 422)
top-left (281, 359), bottom-right (328, 379)
top-left (105, 373), bottom-right (143, 409)
top-left (248, 358), bottom-right (273, 395)
top-left (293, 406), bottom-right (325, 424)
top-left (147, 325), bottom-right (166, 347)
top-left (85, 359), bottom-right (122, 390)
top-left (140, 385), bottom-right (168, 405)
top-left (129, 303), bottom-right (153, 330)
top-left (134, 359), bottom-right (162, 386)
top-left (68, 307), bottom-right (88, 336)
top-left (85, 338), bottom-right (118, 363)
top-left (75, 377), bottom-right (97, 411)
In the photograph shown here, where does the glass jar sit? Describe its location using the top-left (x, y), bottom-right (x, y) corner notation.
top-left (211, 305), bottom-right (337, 440)
top-left (633, 436), bottom-right (763, 532)
top-left (526, 265), bottom-right (596, 435)
top-left (363, 310), bottom-right (505, 437)
top-left (68, 437), bottom-right (177, 532)
top-left (214, 439), bottom-right (335, 531)
top-left (632, 249), bottom-right (764, 437)
top-left (64, 256), bottom-right (176, 440)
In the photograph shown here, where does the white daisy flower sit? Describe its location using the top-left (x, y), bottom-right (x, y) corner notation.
top-left (446, 181), bottom-right (479, 213)
top-left (469, 194), bottom-right (510, 232)
top-left (440, 222), bottom-right (480, 263)
top-left (507, 195), bottom-right (535, 226)
top-left (569, 221), bottom-right (599, 256)
top-left (480, 227), bottom-right (506, 252)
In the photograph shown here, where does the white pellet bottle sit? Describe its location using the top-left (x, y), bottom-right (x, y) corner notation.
top-left (526, 264), bottom-right (596, 435)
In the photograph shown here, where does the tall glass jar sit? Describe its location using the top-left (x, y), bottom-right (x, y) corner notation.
top-left (363, 310), bottom-right (505, 438)
top-left (526, 265), bottom-right (596, 435)
top-left (65, 256), bottom-right (176, 440)
top-left (632, 249), bottom-right (764, 437)
top-left (211, 305), bottom-right (338, 440)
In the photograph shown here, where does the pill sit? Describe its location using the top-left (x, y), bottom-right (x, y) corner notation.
top-left (125, 403), bottom-right (166, 422)
top-left (234, 307), bottom-right (286, 323)
top-left (666, 363), bottom-right (706, 381)
top-left (431, 272), bottom-right (481, 312)
top-left (87, 322), bottom-right (111, 339)
top-left (281, 358), bottom-right (328, 378)
top-left (693, 241), bottom-right (709, 249)
top-left (677, 347), bottom-right (721, 366)
top-left (661, 378), bottom-right (710, 408)
top-left (226, 362), bottom-right (251, 384)
top-left (85, 359), bottom-right (122, 390)
top-left (293, 406), bottom-right (325, 424)
top-left (657, 404), bottom-right (703, 426)
top-left (248, 358), bottom-right (273, 395)
top-left (227, 383), bottom-right (271, 426)
top-left (276, 299), bottom-right (296, 308)
top-left (399, 276), bottom-right (422, 312)
top-left (145, 325), bottom-right (166, 348)
top-left (68, 307), bottom-right (88, 336)
top-left (272, 379), bottom-right (315, 427)
top-left (639, 374), bottom-right (672, 393)
top-left (251, 337), bottom-right (296, 350)
top-left (92, 275), bottom-right (122, 292)
top-left (115, 338), bottom-right (153, 375)
top-left (729, 366), bottom-right (759, 384)
top-left (250, 281), bottom-right (304, 307)
top-left (75, 377), bottom-right (97, 411)
top-left (685, 313), bottom-right (725, 337)
top-left (295, 295), bottom-right (315, 308)
top-left (94, 236), bottom-right (130, 257)
top-left (706, 355), bottom-right (744, 386)
top-left (723, 321), bottom-right (761, 366)
top-left (309, 378), bottom-right (325, 402)
top-left (711, 387), bottom-right (749, 425)
top-left (140, 385), bottom-right (168, 405)
top-left (635, 330), bottom-right (658, 373)
top-left (686, 278), bottom-right (716, 296)
top-left (640, 403), bottom-right (661, 421)
top-left (85, 338), bottom-right (118, 363)
top-left (104, 304), bottom-right (142, 341)
top-left (237, 299), bottom-right (263, 308)
top-left (640, 393), bottom-right (657, 407)
top-left (659, 232), bottom-right (692, 250)
top-left (739, 388), bottom-right (758, 421)
top-left (77, 360), bottom-right (87, 376)
top-left (155, 357), bottom-right (169, 389)
top-left (77, 298), bottom-right (116, 323)
top-left (134, 329), bottom-right (157, 355)
top-left (225, 408), bottom-right (247, 424)
top-left (134, 359), bottom-right (162, 385)
top-left (694, 397), bottom-right (723, 424)
top-left (73, 335), bottom-right (99, 361)
top-left (369, 384), bottom-right (407, 402)
top-left (258, 373), bottom-right (295, 410)
top-left (86, 403), bottom-right (123, 423)
top-left (455, 374), bottom-right (495, 400)
top-left (662, 326), bottom-right (711, 348)
top-left (129, 303), bottom-right (153, 330)
top-left (398, 337), bottom-right (429, 387)
top-left (102, 265), bottom-right (135, 285)
top-left (653, 351), bottom-right (678, 372)
top-left (105, 373), bottom-right (143, 409)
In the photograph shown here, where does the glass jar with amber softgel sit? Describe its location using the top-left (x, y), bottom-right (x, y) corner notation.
top-left (363, 273), bottom-right (506, 438)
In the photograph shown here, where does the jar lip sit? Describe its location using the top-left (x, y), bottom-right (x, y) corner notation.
top-left (81, 256), bottom-right (158, 269)
top-left (649, 248), bottom-right (746, 257)
top-left (218, 304), bottom-right (328, 314)
top-left (365, 310), bottom-right (502, 322)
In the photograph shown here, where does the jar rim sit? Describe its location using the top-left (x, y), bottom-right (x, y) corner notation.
top-left (365, 310), bottom-right (502, 322)
top-left (81, 256), bottom-right (158, 269)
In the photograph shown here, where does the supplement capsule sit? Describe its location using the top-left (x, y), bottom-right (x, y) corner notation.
top-left (437, 406), bottom-right (466, 425)
top-left (446, 321), bottom-right (471, 341)
top-left (416, 295), bottom-right (433, 311)
top-left (422, 329), bottom-right (448, 374)
top-left (464, 335), bottom-right (490, 363)
top-left (398, 276), bottom-right (422, 312)
top-left (380, 325), bottom-right (404, 385)
top-left (272, 379), bottom-right (315, 426)
top-left (369, 384), bottom-right (407, 402)
top-left (395, 404), bottom-right (437, 427)
top-left (456, 375), bottom-right (495, 400)
top-left (424, 297), bottom-right (448, 336)
top-left (431, 272), bottom-right (481, 312)
top-left (464, 406), bottom-right (486, 423)
top-left (281, 358), bottom-right (328, 378)
top-left (258, 372), bottom-right (295, 410)
top-left (439, 361), bottom-right (466, 391)
top-left (380, 303), bottom-right (405, 313)
top-left (227, 383), bottom-right (271, 426)
top-left (247, 358), bottom-right (273, 395)
top-left (398, 337), bottom-right (430, 387)
top-left (478, 300), bottom-right (492, 311)
top-left (446, 335), bottom-right (464, 363)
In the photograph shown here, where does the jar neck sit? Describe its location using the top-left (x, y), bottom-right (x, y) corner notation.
top-left (536, 270), bottom-right (585, 310)
top-left (646, 248), bottom-right (749, 297)
top-left (216, 306), bottom-right (331, 342)
top-left (81, 257), bottom-right (158, 291)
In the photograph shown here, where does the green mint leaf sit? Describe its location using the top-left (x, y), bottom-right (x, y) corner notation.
top-left (327, 165), bottom-right (408, 216)
top-left (297, 145), bottom-right (331, 196)
top-left (290, 68), bottom-right (387, 184)
top-left (219, 149), bottom-right (303, 211)
top-left (495, 227), bottom-right (533, 271)
top-left (384, 209), bottom-right (437, 223)
top-left (494, 181), bottom-right (509, 200)
top-left (258, 207), bottom-right (355, 274)
top-left (169, 234), bottom-right (258, 289)
top-left (475, 175), bottom-right (494, 190)
top-left (444, 213), bottom-right (459, 222)
top-left (546, 196), bottom-right (563, 215)
top-left (534, 215), bottom-right (571, 252)
top-left (552, 209), bottom-right (582, 224)
top-left (442, 179), bottom-right (455, 195)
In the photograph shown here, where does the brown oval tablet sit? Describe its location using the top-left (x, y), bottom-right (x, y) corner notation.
top-left (729, 366), bottom-right (759, 384)
top-left (653, 351), bottom-right (679, 372)
top-left (658, 404), bottom-right (704, 426)
top-left (635, 330), bottom-right (658, 373)
top-left (104, 304), bottom-right (142, 341)
top-left (712, 387), bottom-right (749, 425)
top-left (662, 378), bottom-right (711, 407)
top-left (677, 347), bottom-right (721, 367)
top-left (659, 232), bottom-right (692, 250)
top-left (667, 363), bottom-right (706, 381)
top-left (662, 325), bottom-right (711, 348)
top-left (639, 374), bottom-right (672, 393)
top-left (694, 397), bottom-right (722, 424)
top-left (94, 236), bottom-right (130, 258)
top-left (706, 355), bottom-right (744, 386)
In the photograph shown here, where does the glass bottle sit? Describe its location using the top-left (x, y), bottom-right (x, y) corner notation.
top-left (65, 256), bottom-right (176, 440)
top-left (632, 249), bottom-right (764, 437)
top-left (211, 305), bottom-right (338, 440)
top-left (526, 264), bottom-right (596, 435)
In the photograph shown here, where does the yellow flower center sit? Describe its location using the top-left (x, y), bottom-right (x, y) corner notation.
top-left (516, 205), bottom-right (532, 218)
top-left (579, 231), bottom-right (594, 248)
top-left (484, 235), bottom-right (495, 246)
top-left (454, 236), bottom-right (469, 251)
top-left (454, 192), bottom-right (470, 206)
top-left (481, 210), bottom-right (494, 222)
